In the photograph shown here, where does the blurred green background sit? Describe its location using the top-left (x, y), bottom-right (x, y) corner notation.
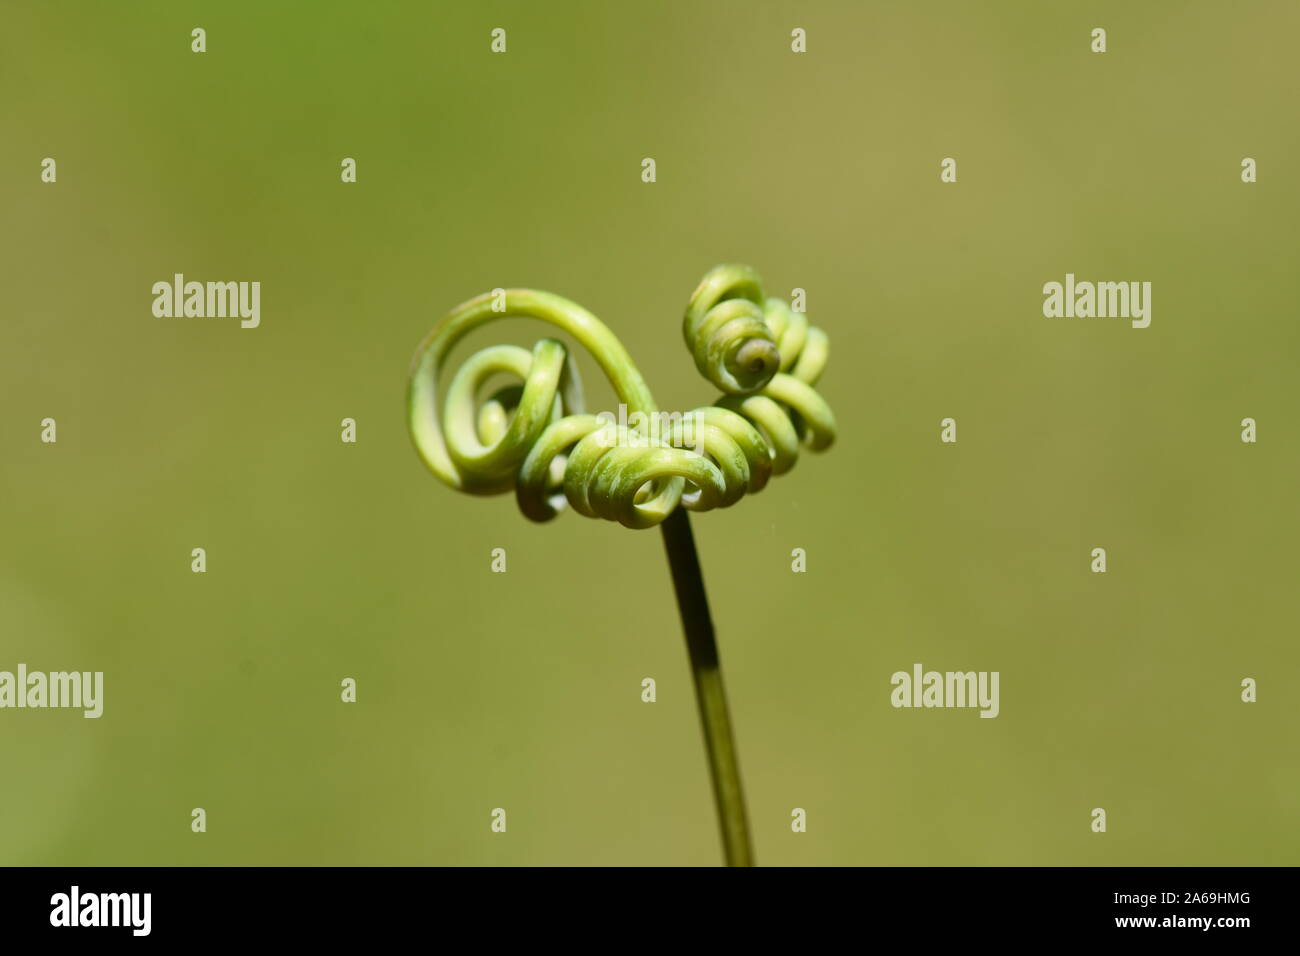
top-left (2, 0), bottom-right (1297, 866)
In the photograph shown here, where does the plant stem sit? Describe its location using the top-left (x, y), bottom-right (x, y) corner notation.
top-left (659, 508), bottom-right (754, 867)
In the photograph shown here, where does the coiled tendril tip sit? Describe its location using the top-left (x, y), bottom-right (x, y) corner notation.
top-left (407, 266), bottom-right (837, 530)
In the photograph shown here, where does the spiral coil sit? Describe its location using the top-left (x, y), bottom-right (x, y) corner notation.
top-left (406, 265), bottom-right (836, 530)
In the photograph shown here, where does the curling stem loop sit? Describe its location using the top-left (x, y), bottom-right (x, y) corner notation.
top-left (406, 266), bottom-right (836, 530)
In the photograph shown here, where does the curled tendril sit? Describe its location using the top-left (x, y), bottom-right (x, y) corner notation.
top-left (406, 265), bottom-right (837, 530)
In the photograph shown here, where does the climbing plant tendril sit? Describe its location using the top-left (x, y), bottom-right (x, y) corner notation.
top-left (406, 265), bottom-right (837, 866)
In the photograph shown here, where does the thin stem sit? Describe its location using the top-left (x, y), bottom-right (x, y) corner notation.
top-left (660, 508), bottom-right (754, 867)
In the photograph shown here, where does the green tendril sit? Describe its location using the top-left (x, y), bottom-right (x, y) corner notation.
top-left (407, 265), bottom-right (837, 867)
top-left (406, 265), bottom-right (837, 531)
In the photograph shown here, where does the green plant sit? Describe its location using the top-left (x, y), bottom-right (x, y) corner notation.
top-left (407, 264), bottom-right (836, 866)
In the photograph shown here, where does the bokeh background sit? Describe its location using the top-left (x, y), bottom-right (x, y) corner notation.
top-left (2, 0), bottom-right (1297, 866)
